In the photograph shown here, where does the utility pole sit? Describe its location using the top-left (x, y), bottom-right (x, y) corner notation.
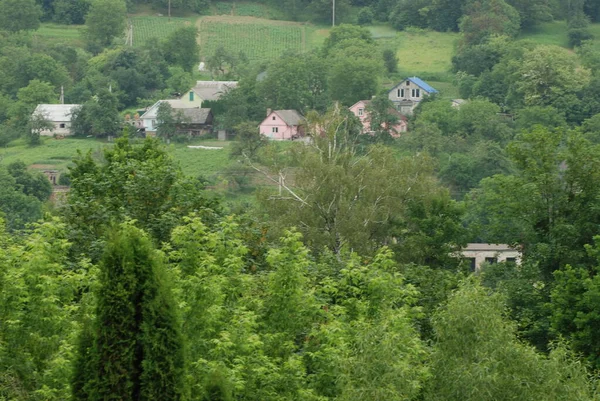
top-left (332, 0), bottom-right (335, 26)
top-left (168, 0), bottom-right (171, 21)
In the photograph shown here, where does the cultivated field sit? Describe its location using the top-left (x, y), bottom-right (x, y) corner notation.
top-left (197, 16), bottom-right (307, 62)
top-left (130, 16), bottom-right (195, 47)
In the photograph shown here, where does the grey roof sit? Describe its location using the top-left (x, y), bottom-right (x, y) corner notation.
top-left (274, 110), bottom-right (305, 126)
top-left (33, 104), bottom-right (80, 122)
top-left (464, 243), bottom-right (517, 251)
top-left (178, 108), bottom-right (212, 124)
top-left (191, 81), bottom-right (238, 101)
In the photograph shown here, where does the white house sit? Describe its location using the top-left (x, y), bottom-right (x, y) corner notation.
top-left (31, 104), bottom-right (81, 136)
top-left (459, 243), bottom-right (522, 272)
top-left (388, 77), bottom-right (439, 115)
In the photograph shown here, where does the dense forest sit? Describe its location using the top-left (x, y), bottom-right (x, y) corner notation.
top-left (3, 0), bottom-right (600, 399)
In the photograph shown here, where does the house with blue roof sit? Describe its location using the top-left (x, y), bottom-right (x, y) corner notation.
top-left (388, 77), bottom-right (439, 115)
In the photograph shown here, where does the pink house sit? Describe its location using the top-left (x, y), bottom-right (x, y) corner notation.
top-left (349, 100), bottom-right (408, 137)
top-left (259, 109), bottom-right (305, 140)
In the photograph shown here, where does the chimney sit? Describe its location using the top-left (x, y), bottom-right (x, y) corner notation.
top-left (267, 108), bottom-right (272, 116)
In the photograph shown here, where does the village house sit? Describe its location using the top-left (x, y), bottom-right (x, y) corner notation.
top-left (183, 80), bottom-right (238, 106)
top-left (31, 104), bottom-right (81, 136)
top-left (459, 243), bottom-right (522, 272)
top-left (349, 100), bottom-right (408, 137)
top-left (388, 77), bottom-right (439, 115)
top-left (140, 81), bottom-right (235, 135)
top-left (140, 100), bottom-right (213, 136)
top-left (259, 109), bottom-right (305, 140)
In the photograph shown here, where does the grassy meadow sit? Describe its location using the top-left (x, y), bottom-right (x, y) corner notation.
top-left (0, 137), bottom-right (235, 180)
top-left (32, 23), bottom-right (85, 46)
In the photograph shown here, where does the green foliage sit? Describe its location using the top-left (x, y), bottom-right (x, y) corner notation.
top-left (465, 127), bottom-right (600, 277)
top-left (73, 223), bottom-right (184, 400)
top-left (230, 121), bottom-right (268, 162)
top-left (63, 135), bottom-right (219, 259)
top-left (459, 0), bottom-right (521, 48)
top-left (84, 0), bottom-right (127, 52)
top-left (382, 48), bottom-right (398, 73)
top-left (71, 89), bottom-right (120, 137)
top-left (357, 7), bottom-right (374, 25)
top-left (257, 52), bottom-right (329, 112)
top-left (0, 218), bottom-right (95, 400)
top-left (0, 0), bottom-right (41, 32)
top-left (161, 26), bottom-right (200, 72)
top-left (425, 278), bottom-right (595, 401)
top-left (7, 160), bottom-right (52, 201)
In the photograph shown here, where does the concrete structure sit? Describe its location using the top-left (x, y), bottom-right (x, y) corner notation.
top-left (452, 98), bottom-right (467, 108)
top-left (32, 104), bottom-right (81, 136)
top-left (259, 109), bottom-right (305, 140)
top-left (349, 100), bottom-right (408, 137)
top-left (459, 243), bottom-right (522, 271)
top-left (388, 77), bottom-right (438, 115)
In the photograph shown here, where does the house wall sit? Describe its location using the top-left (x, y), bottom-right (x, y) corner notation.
top-left (389, 79), bottom-right (430, 104)
top-left (349, 101), bottom-right (371, 132)
top-left (460, 246), bottom-right (522, 271)
top-left (259, 112), bottom-right (298, 140)
top-left (178, 90), bottom-right (203, 107)
top-left (40, 121), bottom-right (72, 136)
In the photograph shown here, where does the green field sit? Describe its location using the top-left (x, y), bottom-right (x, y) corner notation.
top-left (32, 23), bottom-right (85, 46)
top-left (519, 21), bottom-right (600, 50)
top-left (131, 16), bottom-right (196, 47)
top-left (0, 137), bottom-right (234, 179)
top-left (211, 1), bottom-right (287, 20)
top-left (197, 16), bottom-right (307, 62)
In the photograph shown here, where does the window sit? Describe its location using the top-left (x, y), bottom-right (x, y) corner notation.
top-left (464, 258), bottom-right (476, 272)
top-left (506, 257), bottom-right (517, 264)
top-left (406, 80), bottom-right (410, 86)
top-left (397, 89), bottom-right (401, 98)
top-left (400, 89), bottom-right (405, 98)
top-left (151, 120), bottom-right (156, 127)
top-left (485, 257), bottom-right (497, 264)
top-left (272, 116), bottom-right (276, 120)
top-left (358, 108), bottom-right (364, 116)
top-left (189, 91), bottom-right (194, 101)
top-left (411, 89), bottom-right (415, 97)
top-left (59, 123), bottom-right (65, 128)
top-left (272, 127), bottom-right (278, 133)
top-left (416, 89), bottom-right (421, 97)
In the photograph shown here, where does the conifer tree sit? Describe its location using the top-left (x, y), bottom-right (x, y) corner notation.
top-left (72, 223), bottom-right (185, 400)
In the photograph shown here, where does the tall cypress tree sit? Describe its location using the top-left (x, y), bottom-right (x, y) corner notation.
top-left (72, 224), bottom-right (185, 400)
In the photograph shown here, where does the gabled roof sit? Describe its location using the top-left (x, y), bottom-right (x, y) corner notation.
top-left (349, 100), bottom-right (371, 109)
top-left (178, 108), bottom-right (212, 124)
top-left (190, 81), bottom-right (238, 101)
top-left (140, 99), bottom-right (189, 119)
top-left (389, 77), bottom-right (439, 94)
top-left (33, 104), bottom-right (80, 122)
top-left (273, 110), bottom-right (305, 126)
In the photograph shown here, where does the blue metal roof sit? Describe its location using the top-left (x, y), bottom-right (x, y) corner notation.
top-left (389, 77), bottom-right (439, 94)
top-left (407, 77), bottom-right (438, 93)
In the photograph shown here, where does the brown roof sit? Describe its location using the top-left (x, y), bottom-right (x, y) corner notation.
top-left (274, 110), bottom-right (305, 126)
top-left (178, 108), bottom-right (213, 124)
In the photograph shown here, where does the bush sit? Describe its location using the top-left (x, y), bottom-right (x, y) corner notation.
top-left (568, 28), bottom-right (594, 47)
top-left (357, 7), bottom-right (374, 25)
